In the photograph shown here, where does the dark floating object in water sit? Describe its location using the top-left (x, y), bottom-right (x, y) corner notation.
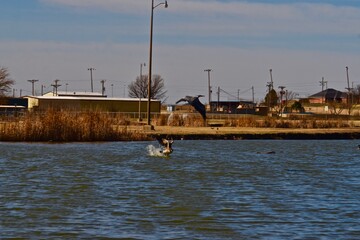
top-left (176, 95), bottom-right (206, 121)
top-left (257, 151), bottom-right (276, 154)
top-left (156, 136), bottom-right (174, 156)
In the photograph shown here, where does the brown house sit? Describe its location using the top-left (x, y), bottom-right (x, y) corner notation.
top-left (308, 88), bottom-right (348, 104)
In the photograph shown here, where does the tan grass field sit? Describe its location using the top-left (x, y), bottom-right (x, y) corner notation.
top-left (1, 110), bottom-right (360, 141)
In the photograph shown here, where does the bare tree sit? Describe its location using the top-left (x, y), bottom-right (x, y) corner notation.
top-left (328, 101), bottom-right (346, 115)
top-left (0, 67), bottom-right (15, 97)
top-left (128, 74), bottom-right (167, 101)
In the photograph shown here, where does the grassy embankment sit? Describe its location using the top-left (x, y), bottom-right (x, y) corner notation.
top-left (149, 114), bottom-right (360, 140)
top-left (1, 110), bottom-right (360, 141)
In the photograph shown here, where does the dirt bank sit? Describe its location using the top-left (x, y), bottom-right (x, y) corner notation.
top-left (142, 126), bottom-right (360, 140)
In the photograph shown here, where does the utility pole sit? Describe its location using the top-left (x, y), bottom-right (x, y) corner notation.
top-left (51, 79), bottom-right (61, 96)
top-left (345, 66), bottom-right (353, 111)
top-left (269, 69), bottom-right (274, 90)
top-left (139, 63), bottom-right (146, 121)
top-left (346, 66), bottom-right (351, 91)
top-left (101, 80), bottom-right (106, 96)
top-left (319, 77), bottom-right (327, 92)
top-left (266, 69), bottom-right (274, 112)
top-left (27, 79), bottom-right (39, 96)
top-left (88, 67), bottom-right (96, 92)
top-left (252, 86), bottom-right (255, 103)
top-left (204, 69), bottom-right (212, 110)
top-left (217, 86), bottom-right (220, 112)
top-left (320, 77), bottom-right (328, 103)
top-left (41, 85), bottom-right (46, 96)
top-left (279, 86), bottom-right (286, 117)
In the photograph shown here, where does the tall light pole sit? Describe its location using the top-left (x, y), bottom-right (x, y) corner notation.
top-left (139, 63), bottom-right (146, 122)
top-left (278, 86), bottom-right (286, 117)
top-left (88, 67), bottom-right (96, 92)
top-left (27, 79), bottom-right (39, 96)
top-left (204, 69), bottom-right (212, 110)
top-left (147, 0), bottom-right (168, 126)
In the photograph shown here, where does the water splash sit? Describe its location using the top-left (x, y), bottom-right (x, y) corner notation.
top-left (147, 145), bottom-right (166, 157)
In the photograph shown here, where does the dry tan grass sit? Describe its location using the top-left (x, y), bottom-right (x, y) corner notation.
top-left (152, 114), bottom-right (352, 128)
top-left (147, 126), bottom-right (360, 136)
top-left (0, 110), bottom-right (148, 142)
top-left (0, 111), bottom-right (358, 141)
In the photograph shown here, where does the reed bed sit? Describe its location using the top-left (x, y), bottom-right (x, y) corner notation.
top-left (154, 114), bottom-right (352, 129)
top-left (228, 117), bottom-right (352, 128)
top-left (0, 111), bottom-right (355, 142)
top-left (0, 110), bottom-right (148, 142)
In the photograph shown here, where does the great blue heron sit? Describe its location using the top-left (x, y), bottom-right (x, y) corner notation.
top-left (176, 95), bottom-right (206, 121)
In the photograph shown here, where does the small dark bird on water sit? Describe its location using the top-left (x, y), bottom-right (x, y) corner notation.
top-left (176, 95), bottom-right (206, 121)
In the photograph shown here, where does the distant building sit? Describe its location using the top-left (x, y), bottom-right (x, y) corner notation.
top-left (25, 95), bottom-right (161, 114)
top-left (43, 91), bottom-right (106, 98)
top-left (308, 88), bottom-right (347, 104)
top-left (0, 97), bottom-right (28, 115)
top-left (210, 100), bottom-right (256, 114)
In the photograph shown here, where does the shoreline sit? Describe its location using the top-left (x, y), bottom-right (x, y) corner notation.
top-left (144, 126), bottom-right (360, 140)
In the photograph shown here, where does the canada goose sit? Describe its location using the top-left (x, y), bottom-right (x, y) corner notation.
top-left (156, 136), bottom-right (174, 156)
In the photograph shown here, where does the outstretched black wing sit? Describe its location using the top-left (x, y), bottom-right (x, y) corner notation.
top-left (155, 135), bottom-right (166, 147)
top-left (191, 97), bottom-right (206, 120)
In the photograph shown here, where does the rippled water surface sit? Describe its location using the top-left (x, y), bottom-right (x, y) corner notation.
top-left (1, 140), bottom-right (360, 239)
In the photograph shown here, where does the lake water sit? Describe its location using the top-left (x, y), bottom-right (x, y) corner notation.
top-left (1, 140), bottom-right (359, 239)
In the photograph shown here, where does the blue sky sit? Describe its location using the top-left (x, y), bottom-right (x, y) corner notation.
top-left (1, 0), bottom-right (360, 103)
